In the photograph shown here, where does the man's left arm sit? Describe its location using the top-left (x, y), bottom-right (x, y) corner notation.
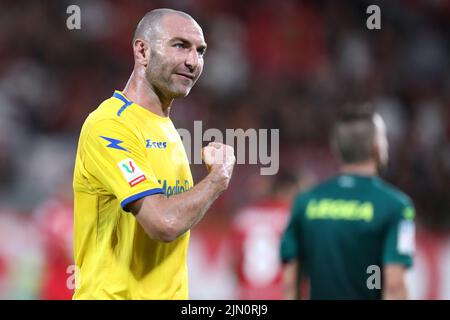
top-left (382, 201), bottom-right (415, 300)
top-left (280, 196), bottom-right (305, 299)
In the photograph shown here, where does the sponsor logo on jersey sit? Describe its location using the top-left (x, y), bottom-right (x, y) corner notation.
top-left (403, 207), bottom-right (415, 220)
top-left (118, 158), bottom-right (146, 187)
top-left (146, 139), bottom-right (167, 149)
top-left (158, 179), bottom-right (192, 197)
top-left (306, 198), bottom-right (374, 222)
top-left (100, 136), bottom-right (128, 152)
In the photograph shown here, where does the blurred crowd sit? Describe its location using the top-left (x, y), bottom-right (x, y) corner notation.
top-left (0, 0), bottom-right (450, 299)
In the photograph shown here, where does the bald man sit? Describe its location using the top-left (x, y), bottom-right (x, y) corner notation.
top-left (73, 9), bottom-right (235, 300)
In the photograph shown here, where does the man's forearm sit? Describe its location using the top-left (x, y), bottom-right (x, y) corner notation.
top-left (132, 142), bottom-right (235, 242)
top-left (132, 170), bottom-right (228, 242)
top-left (163, 171), bottom-right (227, 237)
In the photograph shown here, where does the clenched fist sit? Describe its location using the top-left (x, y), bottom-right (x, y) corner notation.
top-left (202, 142), bottom-right (236, 184)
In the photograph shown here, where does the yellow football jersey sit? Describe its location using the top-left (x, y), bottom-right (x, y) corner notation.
top-left (72, 91), bottom-right (193, 299)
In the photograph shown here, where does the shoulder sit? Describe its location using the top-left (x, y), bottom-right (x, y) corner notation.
top-left (76, 101), bottom-right (144, 159)
top-left (81, 97), bottom-right (137, 136)
top-left (374, 178), bottom-right (413, 208)
top-left (373, 178), bottom-right (415, 220)
top-left (88, 96), bottom-right (129, 124)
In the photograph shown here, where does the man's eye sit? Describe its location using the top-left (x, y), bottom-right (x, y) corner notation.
top-left (174, 43), bottom-right (184, 49)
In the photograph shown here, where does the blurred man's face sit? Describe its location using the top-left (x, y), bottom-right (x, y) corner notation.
top-left (145, 14), bottom-right (206, 99)
top-left (373, 113), bottom-right (389, 170)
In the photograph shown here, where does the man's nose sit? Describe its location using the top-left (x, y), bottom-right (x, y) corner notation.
top-left (185, 48), bottom-right (200, 72)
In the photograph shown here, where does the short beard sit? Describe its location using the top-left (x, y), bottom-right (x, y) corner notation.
top-left (145, 62), bottom-right (191, 100)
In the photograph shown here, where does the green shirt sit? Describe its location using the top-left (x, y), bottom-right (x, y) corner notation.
top-left (280, 174), bottom-right (415, 300)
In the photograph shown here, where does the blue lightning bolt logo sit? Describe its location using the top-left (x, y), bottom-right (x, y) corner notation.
top-left (99, 136), bottom-right (128, 152)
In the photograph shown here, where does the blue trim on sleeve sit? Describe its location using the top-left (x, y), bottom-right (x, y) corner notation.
top-left (112, 91), bottom-right (133, 116)
top-left (121, 188), bottom-right (164, 212)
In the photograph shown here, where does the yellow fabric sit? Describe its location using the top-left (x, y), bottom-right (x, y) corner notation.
top-left (73, 91), bottom-right (193, 299)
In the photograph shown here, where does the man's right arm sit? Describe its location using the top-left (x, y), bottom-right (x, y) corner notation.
top-left (128, 142), bottom-right (235, 242)
top-left (382, 264), bottom-right (408, 300)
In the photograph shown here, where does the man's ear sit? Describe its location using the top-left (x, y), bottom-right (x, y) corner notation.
top-left (133, 39), bottom-right (150, 67)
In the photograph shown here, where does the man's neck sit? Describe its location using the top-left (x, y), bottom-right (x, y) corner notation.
top-left (122, 70), bottom-right (173, 117)
top-left (340, 160), bottom-right (378, 177)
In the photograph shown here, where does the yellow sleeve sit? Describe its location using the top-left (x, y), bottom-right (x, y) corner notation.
top-left (82, 118), bottom-right (164, 211)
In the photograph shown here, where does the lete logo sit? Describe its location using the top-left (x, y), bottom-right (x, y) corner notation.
top-left (122, 161), bottom-right (135, 174)
top-left (118, 158), bottom-right (146, 187)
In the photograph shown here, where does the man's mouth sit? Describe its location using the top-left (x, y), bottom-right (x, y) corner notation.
top-left (175, 72), bottom-right (194, 80)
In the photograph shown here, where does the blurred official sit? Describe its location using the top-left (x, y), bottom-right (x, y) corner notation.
top-left (281, 110), bottom-right (415, 300)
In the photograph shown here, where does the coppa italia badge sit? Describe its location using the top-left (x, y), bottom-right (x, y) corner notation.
top-left (118, 158), bottom-right (146, 187)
